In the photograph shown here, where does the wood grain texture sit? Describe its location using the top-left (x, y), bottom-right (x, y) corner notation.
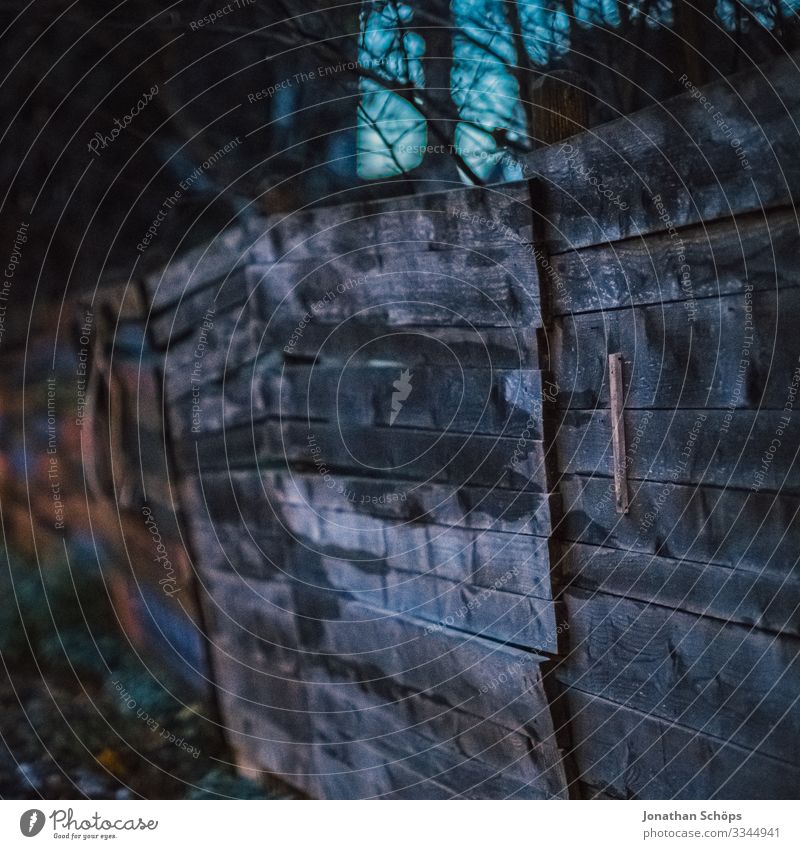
top-left (548, 286), bottom-right (800, 409)
top-left (178, 419), bottom-right (548, 494)
top-left (559, 542), bottom-right (800, 637)
top-left (557, 473), bottom-right (800, 577)
top-left (522, 50), bottom-right (800, 253)
top-left (171, 363), bottom-right (547, 441)
top-left (548, 206), bottom-right (800, 316)
top-left (556, 409), bottom-right (800, 493)
top-left (563, 688), bottom-right (800, 799)
top-left (556, 588), bottom-right (800, 763)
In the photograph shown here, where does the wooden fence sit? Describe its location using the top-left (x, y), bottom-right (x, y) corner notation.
top-left (99, 48), bottom-right (800, 798)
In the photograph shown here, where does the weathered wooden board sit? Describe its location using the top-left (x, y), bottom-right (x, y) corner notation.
top-left (142, 225), bottom-right (252, 312)
top-left (523, 50), bottom-right (800, 253)
top-left (147, 267), bottom-right (254, 349)
top-left (556, 409), bottom-right (800, 493)
top-left (206, 569), bottom-right (559, 739)
top-left (195, 521), bottom-right (559, 651)
top-left (273, 323), bottom-right (538, 368)
top-left (548, 287), bottom-right (800, 409)
top-left (178, 420), bottom-right (547, 495)
top-left (312, 687), bottom-right (563, 799)
top-left (161, 308), bottom-right (260, 400)
top-left (559, 542), bottom-right (800, 637)
top-left (558, 473), bottom-right (800, 577)
top-left (249, 245), bottom-right (541, 330)
top-left (252, 183), bottom-right (534, 264)
top-left (563, 688), bottom-right (800, 799)
top-left (194, 467), bottom-right (556, 537)
top-left (172, 363), bottom-right (547, 441)
top-left (548, 206), bottom-right (800, 316)
top-left (557, 588), bottom-right (800, 763)
top-left (309, 662), bottom-right (566, 794)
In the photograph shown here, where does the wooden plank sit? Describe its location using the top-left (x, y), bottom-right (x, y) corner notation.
top-left (549, 287), bottom-right (800, 409)
top-left (206, 570), bottom-right (557, 740)
top-left (556, 409), bottom-right (800, 493)
top-left (559, 542), bottom-right (800, 638)
top-left (142, 225), bottom-right (251, 311)
top-left (250, 243), bottom-right (541, 331)
top-left (522, 49), bottom-right (800, 253)
top-left (558, 473), bottom-right (800, 577)
top-left (179, 420), bottom-right (548, 494)
top-left (171, 364), bottom-right (547, 440)
top-left (557, 589), bottom-right (800, 763)
top-left (185, 468), bottom-right (555, 537)
top-left (548, 206), bottom-right (800, 315)
top-left (608, 353), bottom-right (629, 514)
top-left (562, 688), bottom-right (800, 799)
top-left (161, 309), bottom-right (260, 400)
top-left (270, 323), bottom-right (538, 368)
top-left (252, 183), bottom-right (533, 264)
top-left (309, 663), bottom-right (566, 797)
top-left (312, 687), bottom-right (563, 799)
top-left (198, 526), bottom-right (558, 651)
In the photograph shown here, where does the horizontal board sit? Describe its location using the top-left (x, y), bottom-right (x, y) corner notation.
top-left (142, 225), bottom-right (251, 311)
top-left (559, 542), bottom-right (800, 637)
top-left (179, 420), bottom-right (547, 493)
top-left (549, 206), bottom-right (800, 315)
top-left (556, 408), bottom-right (800, 493)
top-left (563, 688), bottom-right (800, 799)
top-left (252, 184), bottom-right (533, 264)
top-left (247, 501), bottom-right (553, 598)
top-left (206, 570), bottom-right (557, 740)
top-left (549, 286), bottom-right (800, 409)
top-left (313, 687), bottom-right (563, 799)
top-left (181, 467), bottom-right (556, 538)
top-left (558, 473), bottom-right (800, 577)
top-left (172, 363), bottom-right (547, 440)
top-left (309, 660), bottom-right (566, 796)
top-left (202, 533), bottom-right (558, 652)
top-left (557, 589), bottom-right (800, 763)
top-left (273, 323), bottom-right (538, 368)
top-left (250, 244), bottom-right (541, 330)
top-left (524, 49), bottom-right (800, 253)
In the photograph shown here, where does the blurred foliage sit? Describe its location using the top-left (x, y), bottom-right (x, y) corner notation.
top-left (0, 548), bottom-right (295, 799)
